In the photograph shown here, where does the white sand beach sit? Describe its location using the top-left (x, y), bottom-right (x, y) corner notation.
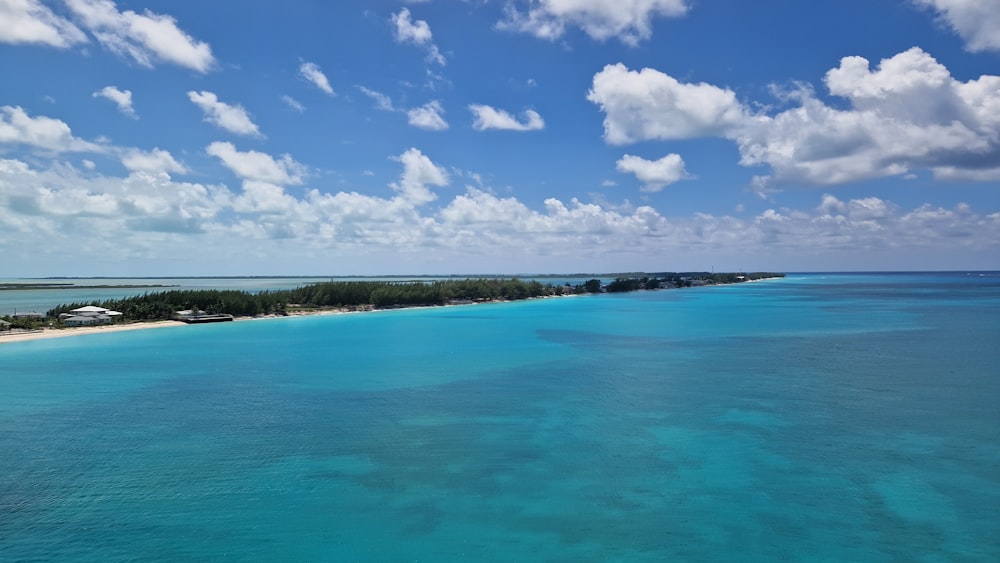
top-left (0, 320), bottom-right (186, 344)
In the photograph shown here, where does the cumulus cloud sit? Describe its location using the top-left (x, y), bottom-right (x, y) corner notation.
top-left (2, 152), bottom-right (997, 273)
top-left (0, 105), bottom-right (103, 152)
top-left (390, 7), bottom-right (445, 65)
top-left (407, 100), bottom-right (449, 130)
top-left (299, 61), bottom-right (335, 95)
top-left (65, 0), bottom-right (214, 72)
top-left (738, 47), bottom-right (1000, 186)
top-left (0, 157), bottom-right (227, 243)
top-left (93, 85), bottom-right (136, 117)
top-left (914, 0), bottom-right (1000, 53)
top-left (120, 147), bottom-right (185, 174)
top-left (389, 147), bottom-right (449, 205)
top-left (587, 63), bottom-right (746, 144)
top-left (616, 153), bottom-right (689, 191)
top-left (0, 0), bottom-right (87, 47)
top-left (589, 48), bottom-right (1000, 188)
top-left (206, 141), bottom-right (305, 185)
top-left (469, 105), bottom-right (545, 131)
top-left (498, 0), bottom-right (689, 46)
top-left (187, 91), bottom-right (262, 137)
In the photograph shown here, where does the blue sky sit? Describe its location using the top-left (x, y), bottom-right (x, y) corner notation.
top-left (1, 0), bottom-right (998, 276)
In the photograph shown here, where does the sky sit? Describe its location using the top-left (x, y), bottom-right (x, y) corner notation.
top-left (1, 0), bottom-right (999, 276)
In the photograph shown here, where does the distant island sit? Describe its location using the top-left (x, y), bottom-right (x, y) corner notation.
top-left (1, 273), bottom-right (783, 333)
top-left (0, 283), bottom-right (179, 291)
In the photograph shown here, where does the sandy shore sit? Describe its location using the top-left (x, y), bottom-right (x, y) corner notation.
top-left (0, 308), bottom-right (368, 345)
top-left (0, 320), bottom-right (186, 344)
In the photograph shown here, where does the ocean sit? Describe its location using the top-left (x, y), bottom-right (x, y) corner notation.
top-left (1, 272), bottom-right (998, 561)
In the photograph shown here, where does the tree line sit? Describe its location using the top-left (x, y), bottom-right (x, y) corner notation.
top-left (42, 273), bottom-right (784, 322)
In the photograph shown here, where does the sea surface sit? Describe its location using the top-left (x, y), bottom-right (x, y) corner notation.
top-left (1, 272), bottom-right (998, 561)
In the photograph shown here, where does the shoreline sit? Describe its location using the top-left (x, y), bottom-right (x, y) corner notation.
top-left (0, 277), bottom-right (783, 346)
top-left (0, 320), bottom-right (188, 344)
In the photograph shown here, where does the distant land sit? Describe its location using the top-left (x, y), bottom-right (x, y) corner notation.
top-left (38, 273), bottom-right (783, 321)
top-left (1, 283), bottom-right (179, 291)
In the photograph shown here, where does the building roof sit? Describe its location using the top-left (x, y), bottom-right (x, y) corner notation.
top-left (71, 305), bottom-right (108, 313)
top-left (70, 306), bottom-right (123, 316)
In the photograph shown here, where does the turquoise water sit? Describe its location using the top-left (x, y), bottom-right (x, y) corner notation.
top-left (1, 273), bottom-right (998, 560)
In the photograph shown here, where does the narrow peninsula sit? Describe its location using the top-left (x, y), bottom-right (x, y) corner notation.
top-left (0, 273), bottom-right (783, 343)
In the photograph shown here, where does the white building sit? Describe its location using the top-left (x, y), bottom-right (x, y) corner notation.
top-left (60, 306), bottom-right (123, 326)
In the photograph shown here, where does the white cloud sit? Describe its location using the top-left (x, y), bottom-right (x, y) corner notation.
top-left (299, 61), bottom-right (335, 95)
top-left (0, 0), bottom-right (87, 47)
top-left (206, 141), bottom-right (304, 185)
top-left (616, 153), bottom-right (689, 192)
top-left (0, 105), bottom-right (103, 152)
top-left (65, 0), bottom-right (214, 72)
top-left (587, 63), bottom-right (747, 144)
top-left (281, 95), bottom-right (305, 113)
top-left (590, 49), bottom-right (1000, 187)
top-left (407, 100), bottom-right (449, 130)
top-left (93, 85), bottom-right (136, 118)
top-left (2, 153), bottom-right (997, 274)
top-left (187, 91), bottom-right (262, 137)
top-left (737, 47), bottom-right (1000, 186)
top-left (469, 105), bottom-right (545, 131)
top-left (358, 86), bottom-right (396, 111)
top-left (389, 147), bottom-right (449, 205)
top-left (0, 157), bottom-right (228, 244)
top-left (914, 0), bottom-right (1000, 53)
top-left (390, 7), bottom-right (445, 65)
top-left (499, 0), bottom-right (689, 46)
top-left (120, 147), bottom-right (185, 174)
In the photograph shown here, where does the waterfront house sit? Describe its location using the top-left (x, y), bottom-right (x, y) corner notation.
top-left (69, 305), bottom-right (123, 317)
top-left (0, 319), bottom-right (10, 331)
top-left (63, 315), bottom-right (111, 327)
top-left (59, 306), bottom-right (122, 326)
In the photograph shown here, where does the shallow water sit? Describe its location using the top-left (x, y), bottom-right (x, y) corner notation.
top-left (1, 273), bottom-right (998, 560)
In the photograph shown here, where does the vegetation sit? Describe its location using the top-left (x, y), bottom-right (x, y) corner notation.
top-left (42, 273), bottom-right (784, 323)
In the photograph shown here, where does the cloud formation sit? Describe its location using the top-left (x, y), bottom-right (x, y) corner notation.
top-left (469, 105), bottom-right (545, 131)
top-left (188, 91), bottom-right (262, 137)
top-left (589, 48), bottom-right (1000, 188)
top-left (120, 147), bottom-right (186, 174)
top-left (390, 7), bottom-right (445, 65)
top-left (1, 150), bottom-right (997, 273)
top-left (93, 85), bottom-right (136, 117)
top-left (499, 0), bottom-right (689, 46)
top-left (299, 62), bottom-right (335, 95)
top-left (358, 86), bottom-right (396, 111)
top-left (389, 147), bottom-right (449, 205)
top-left (914, 0), bottom-right (1000, 53)
top-left (206, 142), bottom-right (305, 185)
top-left (281, 95), bottom-right (305, 113)
top-left (587, 63), bottom-right (746, 143)
top-left (0, 0), bottom-right (87, 47)
top-left (407, 100), bottom-right (449, 131)
top-left (0, 106), bottom-right (103, 152)
top-left (616, 153), bottom-right (689, 192)
top-left (65, 0), bottom-right (214, 72)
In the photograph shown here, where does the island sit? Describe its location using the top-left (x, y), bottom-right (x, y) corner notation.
top-left (0, 273), bottom-right (783, 341)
